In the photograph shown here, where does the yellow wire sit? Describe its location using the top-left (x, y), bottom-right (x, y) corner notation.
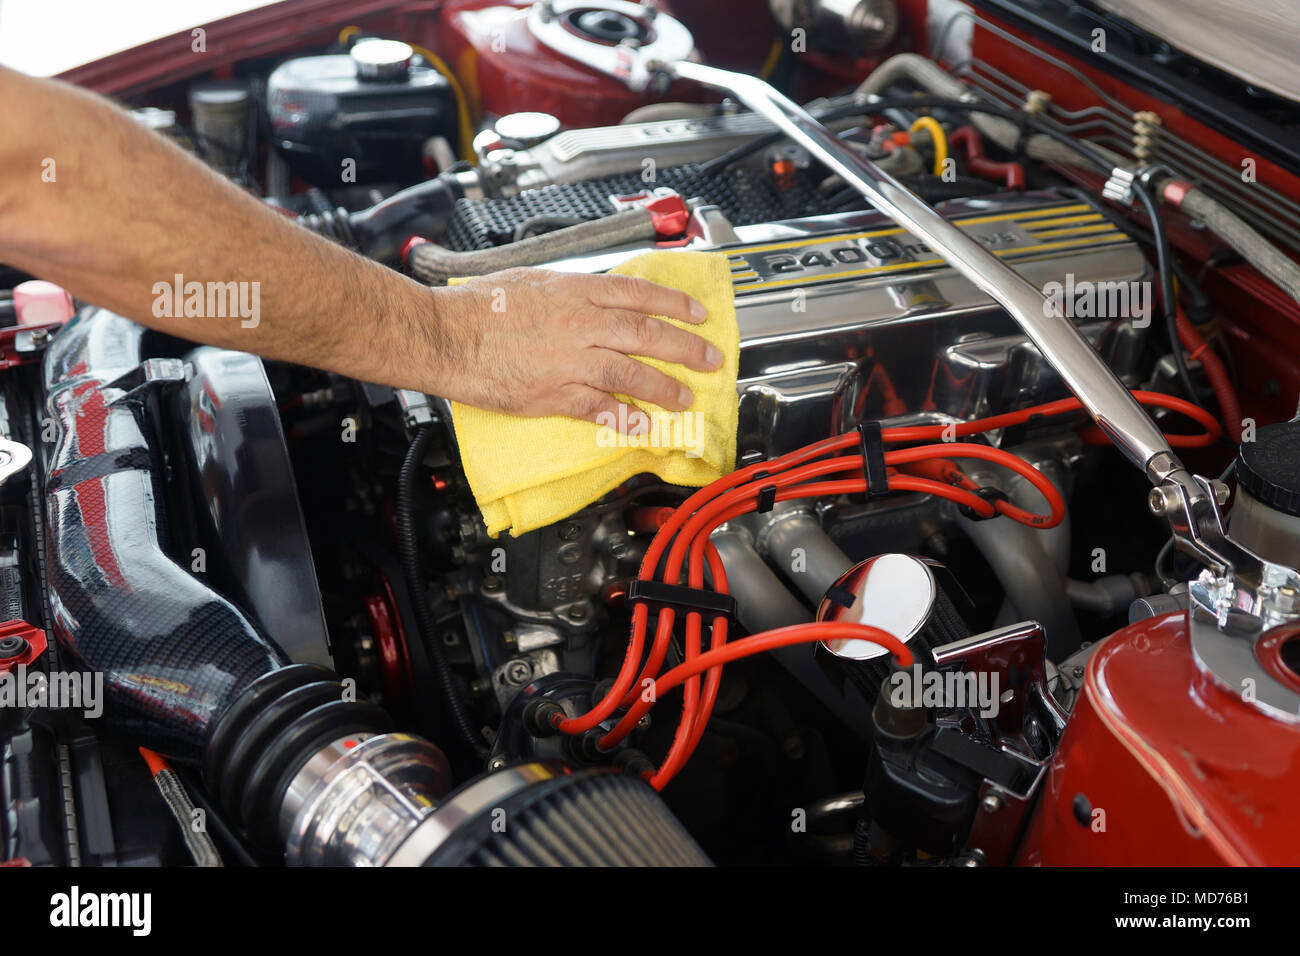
top-left (759, 39), bottom-right (783, 80)
top-left (409, 43), bottom-right (478, 165)
top-left (337, 26), bottom-right (477, 165)
top-left (909, 116), bottom-right (948, 177)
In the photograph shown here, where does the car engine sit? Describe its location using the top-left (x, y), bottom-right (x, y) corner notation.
top-left (3, 0), bottom-right (1300, 872)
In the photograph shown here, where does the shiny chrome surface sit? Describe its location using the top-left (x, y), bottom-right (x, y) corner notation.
top-left (931, 620), bottom-right (1068, 738)
top-left (349, 38), bottom-right (413, 81)
top-left (282, 732), bottom-right (452, 867)
top-left (492, 111), bottom-right (778, 193)
top-left (548, 192), bottom-right (1149, 456)
top-left (0, 435), bottom-right (32, 487)
top-left (667, 60), bottom-right (1177, 476)
top-left (529, 0), bottom-right (694, 93)
top-left (817, 554), bottom-right (937, 661)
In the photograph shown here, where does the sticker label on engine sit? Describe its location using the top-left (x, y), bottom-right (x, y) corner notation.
top-left (727, 202), bottom-right (1127, 294)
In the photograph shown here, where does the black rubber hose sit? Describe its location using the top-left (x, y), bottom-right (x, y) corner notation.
top-left (699, 95), bottom-right (929, 174)
top-left (297, 174), bottom-right (465, 261)
top-left (397, 424), bottom-right (489, 759)
top-left (704, 93), bottom-right (1121, 176)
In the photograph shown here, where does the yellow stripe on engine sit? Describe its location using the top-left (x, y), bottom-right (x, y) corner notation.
top-left (733, 230), bottom-right (1127, 292)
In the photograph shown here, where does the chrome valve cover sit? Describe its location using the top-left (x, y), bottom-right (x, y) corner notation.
top-left (552, 190), bottom-right (1149, 455)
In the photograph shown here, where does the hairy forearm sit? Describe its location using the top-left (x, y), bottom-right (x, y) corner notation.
top-left (0, 67), bottom-right (720, 424)
top-left (0, 66), bottom-right (451, 391)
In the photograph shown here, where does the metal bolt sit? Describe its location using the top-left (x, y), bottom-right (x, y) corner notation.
top-left (606, 534), bottom-right (630, 560)
top-left (1269, 585), bottom-right (1300, 614)
top-left (1148, 485), bottom-right (1181, 517)
top-left (558, 522), bottom-right (583, 541)
top-left (567, 603), bottom-right (589, 622)
top-left (558, 542), bottom-right (583, 565)
top-left (488, 755), bottom-right (507, 771)
top-left (504, 659), bottom-right (533, 685)
top-left (980, 792), bottom-right (1003, 814)
top-left (483, 575), bottom-right (503, 593)
top-left (1210, 479), bottom-right (1231, 506)
top-left (1072, 665), bottom-right (1084, 679)
top-left (29, 328), bottom-right (51, 347)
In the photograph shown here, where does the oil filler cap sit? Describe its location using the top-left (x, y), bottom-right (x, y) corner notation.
top-left (1237, 420), bottom-right (1300, 517)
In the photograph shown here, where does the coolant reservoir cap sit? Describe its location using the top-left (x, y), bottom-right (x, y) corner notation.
top-left (816, 553), bottom-right (935, 661)
top-left (350, 39), bottom-right (413, 81)
top-left (1237, 420), bottom-right (1300, 517)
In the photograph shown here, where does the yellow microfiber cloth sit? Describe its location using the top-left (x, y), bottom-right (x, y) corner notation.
top-left (450, 250), bottom-right (739, 538)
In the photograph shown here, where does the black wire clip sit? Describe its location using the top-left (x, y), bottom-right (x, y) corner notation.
top-left (957, 486), bottom-right (1009, 521)
top-left (626, 580), bottom-right (738, 622)
top-left (749, 469), bottom-right (778, 514)
top-left (857, 421), bottom-right (890, 500)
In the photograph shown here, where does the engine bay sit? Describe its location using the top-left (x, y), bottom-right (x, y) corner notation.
top-left (3, 0), bottom-right (1300, 876)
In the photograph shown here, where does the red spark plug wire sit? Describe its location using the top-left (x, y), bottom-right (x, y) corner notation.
top-left (552, 389), bottom-right (1222, 786)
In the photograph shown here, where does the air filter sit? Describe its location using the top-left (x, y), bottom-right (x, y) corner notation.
top-left (387, 762), bottom-right (710, 867)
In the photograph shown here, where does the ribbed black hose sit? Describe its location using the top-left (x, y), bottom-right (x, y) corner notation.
top-left (397, 424), bottom-right (489, 759)
top-left (852, 817), bottom-right (873, 867)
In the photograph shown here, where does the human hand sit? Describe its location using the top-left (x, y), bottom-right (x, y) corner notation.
top-left (427, 268), bottom-right (722, 426)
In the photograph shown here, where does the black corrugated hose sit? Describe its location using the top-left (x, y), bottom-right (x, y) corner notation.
top-left (397, 423), bottom-right (490, 760)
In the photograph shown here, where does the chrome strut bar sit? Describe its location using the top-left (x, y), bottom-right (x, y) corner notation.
top-left (651, 60), bottom-right (1300, 645)
top-left (669, 60), bottom-right (1170, 476)
top-left (598, 57), bottom-right (1300, 723)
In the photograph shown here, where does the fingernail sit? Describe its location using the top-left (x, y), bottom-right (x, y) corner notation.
top-left (678, 384), bottom-right (693, 408)
top-left (705, 344), bottom-right (723, 369)
top-left (690, 299), bottom-right (707, 320)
